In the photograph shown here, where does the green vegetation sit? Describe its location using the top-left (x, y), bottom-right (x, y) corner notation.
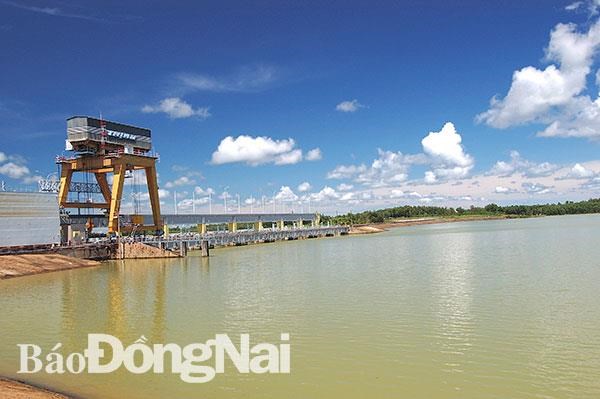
top-left (322, 198), bottom-right (600, 226)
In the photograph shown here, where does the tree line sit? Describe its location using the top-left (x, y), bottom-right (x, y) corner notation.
top-left (322, 198), bottom-right (600, 225)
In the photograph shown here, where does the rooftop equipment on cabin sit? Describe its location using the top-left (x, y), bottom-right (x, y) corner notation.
top-left (66, 116), bottom-right (152, 155)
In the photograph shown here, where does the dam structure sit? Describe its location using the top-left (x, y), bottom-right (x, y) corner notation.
top-left (143, 225), bottom-right (349, 256)
top-left (68, 211), bottom-right (348, 255)
top-left (69, 212), bottom-right (322, 233)
top-left (0, 116), bottom-right (349, 258)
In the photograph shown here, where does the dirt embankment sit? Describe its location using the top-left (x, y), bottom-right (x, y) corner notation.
top-left (117, 242), bottom-right (180, 259)
top-left (349, 215), bottom-right (508, 235)
top-left (0, 378), bottom-right (71, 399)
top-left (348, 225), bottom-right (387, 234)
top-left (0, 242), bottom-right (182, 279)
top-left (0, 254), bottom-right (100, 279)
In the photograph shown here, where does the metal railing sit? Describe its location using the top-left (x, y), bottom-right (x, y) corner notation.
top-left (141, 226), bottom-right (349, 250)
top-left (39, 180), bottom-right (102, 194)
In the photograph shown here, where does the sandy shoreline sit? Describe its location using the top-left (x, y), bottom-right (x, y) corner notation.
top-left (0, 254), bottom-right (100, 280)
top-left (0, 377), bottom-right (73, 399)
top-left (348, 215), bottom-right (510, 234)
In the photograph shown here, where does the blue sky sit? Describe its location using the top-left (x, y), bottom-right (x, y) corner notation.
top-left (2, 0), bottom-right (600, 214)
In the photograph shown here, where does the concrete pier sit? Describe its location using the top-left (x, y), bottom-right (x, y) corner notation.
top-left (200, 240), bottom-right (210, 257)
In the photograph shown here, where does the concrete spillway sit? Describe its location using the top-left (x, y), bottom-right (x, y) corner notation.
top-left (143, 226), bottom-right (349, 253)
top-left (67, 212), bottom-right (320, 233)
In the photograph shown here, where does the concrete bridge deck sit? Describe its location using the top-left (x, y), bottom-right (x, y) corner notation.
top-left (67, 213), bottom-right (320, 230)
top-left (142, 226), bottom-right (349, 252)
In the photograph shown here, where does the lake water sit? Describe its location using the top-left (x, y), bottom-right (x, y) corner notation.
top-left (1, 215), bottom-right (600, 398)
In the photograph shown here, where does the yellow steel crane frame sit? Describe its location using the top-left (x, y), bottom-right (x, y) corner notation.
top-left (58, 153), bottom-right (162, 234)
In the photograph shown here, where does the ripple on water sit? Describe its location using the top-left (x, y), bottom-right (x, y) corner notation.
top-left (0, 216), bottom-right (600, 398)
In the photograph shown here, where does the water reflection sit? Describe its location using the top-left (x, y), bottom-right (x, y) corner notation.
top-left (107, 264), bottom-right (127, 338)
top-left (151, 263), bottom-right (167, 343)
top-left (56, 259), bottom-right (177, 345)
top-left (428, 231), bottom-right (475, 381)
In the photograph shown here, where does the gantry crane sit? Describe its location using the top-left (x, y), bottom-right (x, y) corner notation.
top-left (57, 116), bottom-right (162, 235)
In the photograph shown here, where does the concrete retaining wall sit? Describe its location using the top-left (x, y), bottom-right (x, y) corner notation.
top-left (0, 192), bottom-right (60, 246)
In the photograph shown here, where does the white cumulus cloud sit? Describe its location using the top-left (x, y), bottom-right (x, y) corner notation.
top-left (327, 164), bottom-right (367, 179)
top-left (421, 122), bottom-right (474, 183)
top-left (0, 151), bottom-right (47, 185)
top-left (305, 148), bottom-right (322, 161)
top-left (336, 99), bottom-right (364, 113)
top-left (477, 19), bottom-right (600, 139)
top-left (354, 150), bottom-right (412, 186)
top-left (194, 186), bottom-right (215, 196)
top-left (275, 186), bottom-right (298, 202)
top-left (340, 192), bottom-right (355, 201)
top-left (310, 186), bottom-right (340, 202)
top-left (0, 162), bottom-right (30, 179)
top-left (211, 135), bottom-right (304, 166)
top-left (495, 186), bottom-right (518, 194)
top-left (390, 189), bottom-right (405, 198)
top-left (275, 149), bottom-right (303, 165)
top-left (488, 151), bottom-right (559, 177)
top-left (560, 163), bottom-right (596, 179)
top-left (328, 150), bottom-right (425, 187)
top-left (142, 97), bottom-right (210, 119)
top-left (326, 123), bottom-right (470, 186)
top-left (522, 182), bottom-right (554, 194)
top-left (165, 176), bottom-right (197, 188)
top-left (297, 182), bottom-right (312, 192)
top-left (337, 183), bottom-right (354, 191)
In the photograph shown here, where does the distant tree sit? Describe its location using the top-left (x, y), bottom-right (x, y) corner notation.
top-left (484, 203), bottom-right (501, 213)
top-left (321, 198), bottom-right (600, 225)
